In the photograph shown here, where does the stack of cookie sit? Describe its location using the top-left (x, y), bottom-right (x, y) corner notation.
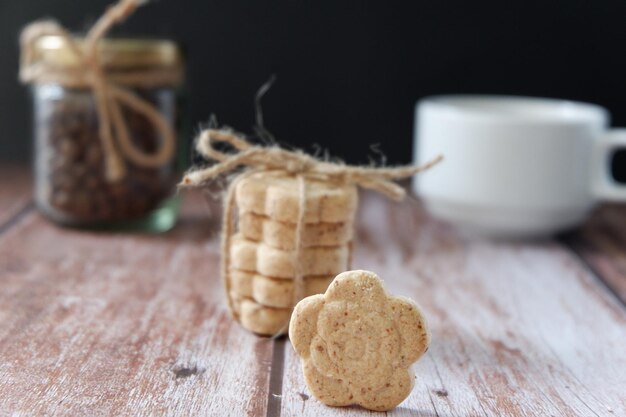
top-left (227, 171), bottom-right (358, 335)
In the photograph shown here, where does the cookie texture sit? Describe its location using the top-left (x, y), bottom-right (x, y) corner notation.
top-left (230, 293), bottom-right (291, 336)
top-left (229, 234), bottom-right (351, 278)
top-left (235, 172), bottom-right (358, 224)
top-left (225, 170), bottom-right (356, 335)
top-left (229, 270), bottom-right (335, 308)
top-left (239, 211), bottom-right (353, 250)
top-left (289, 270), bottom-right (430, 411)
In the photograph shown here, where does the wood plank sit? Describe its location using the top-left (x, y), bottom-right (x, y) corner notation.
top-left (0, 163), bottom-right (32, 228)
top-left (0, 190), bottom-right (274, 416)
top-left (565, 204), bottom-right (626, 305)
top-left (279, 193), bottom-right (626, 416)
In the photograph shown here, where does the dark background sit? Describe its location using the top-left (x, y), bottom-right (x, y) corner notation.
top-left (3, 0), bottom-right (626, 165)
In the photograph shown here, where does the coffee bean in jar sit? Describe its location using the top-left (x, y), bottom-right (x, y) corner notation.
top-left (20, 0), bottom-right (185, 231)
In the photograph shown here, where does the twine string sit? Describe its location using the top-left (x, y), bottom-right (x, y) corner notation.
top-left (19, 0), bottom-right (177, 182)
top-left (220, 171), bottom-right (255, 322)
top-left (182, 128), bottom-right (443, 335)
top-left (184, 129), bottom-right (443, 200)
top-left (292, 174), bottom-right (307, 312)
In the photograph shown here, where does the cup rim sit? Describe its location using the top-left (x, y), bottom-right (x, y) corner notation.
top-left (418, 94), bottom-right (609, 126)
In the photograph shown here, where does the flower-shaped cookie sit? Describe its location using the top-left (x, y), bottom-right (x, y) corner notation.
top-left (289, 270), bottom-right (430, 411)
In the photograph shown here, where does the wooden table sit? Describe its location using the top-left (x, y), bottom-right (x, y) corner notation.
top-left (0, 164), bottom-right (624, 417)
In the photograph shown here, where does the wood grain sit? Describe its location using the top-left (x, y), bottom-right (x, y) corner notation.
top-left (0, 163), bottom-right (32, 228)
top-left (565, 204), bottom-right (626, 305)
top-left (0, 190), bottom-right (274, 416)
top-left (1, 165), bottom-right (626, 417)
top-left (279, 193), bottom-right (626, 417)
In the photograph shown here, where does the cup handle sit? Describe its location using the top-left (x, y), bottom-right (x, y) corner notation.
top-left (592, 128), bottom-right (626, 201)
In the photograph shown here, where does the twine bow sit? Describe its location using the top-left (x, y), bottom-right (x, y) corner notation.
top-left (20, 0), bottom-right (178, 182)
top-left (182, 128), bottom-right (442, 335)
top-left (183, 129), bottom-right (442, 200)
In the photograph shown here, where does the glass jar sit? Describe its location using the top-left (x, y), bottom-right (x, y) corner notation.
top-left (27, 36), bottom-right (184, 230)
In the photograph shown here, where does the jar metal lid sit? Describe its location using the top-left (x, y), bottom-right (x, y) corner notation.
top-left (32, 35), bottom-right (183, 70)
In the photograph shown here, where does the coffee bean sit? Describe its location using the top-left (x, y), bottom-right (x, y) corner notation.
top-left (35, 88), bottom-right (177, 225)
top-left (84, 147), bottom-right (103, 165)
top-left (52, 191), bottom-right (70, 209)
top-left (82, 175), bottom-right (101, 190)
top-left (58, 138), bottom-right (80, 159)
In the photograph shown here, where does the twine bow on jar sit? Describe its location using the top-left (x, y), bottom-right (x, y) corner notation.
top-left (19, 0), bottom-right (181, 182)
top-left (181, 128), bottom-right (443, 332)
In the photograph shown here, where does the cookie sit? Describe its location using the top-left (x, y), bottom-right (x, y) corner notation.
top-left (235, 171), bottom-right (358, 224)
top-left (229, 270), bottom-right (334, 308)
top-left (229, 234), bottom-right (351, 278)
top-left (288, 270), bottom-right (430, 411)
top-left (239, 211), bottom-right (353, 250)
top-left (230, 292), bottom-right (291, 336)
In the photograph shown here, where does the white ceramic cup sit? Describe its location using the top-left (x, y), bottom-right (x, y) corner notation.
top-left (413, 95), bottom-right (626, 238)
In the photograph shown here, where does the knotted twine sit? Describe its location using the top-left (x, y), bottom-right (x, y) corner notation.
top-left (20, 0), bottom-right (182, 182)
top-left (181, 128), bottom-right (443, 332)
